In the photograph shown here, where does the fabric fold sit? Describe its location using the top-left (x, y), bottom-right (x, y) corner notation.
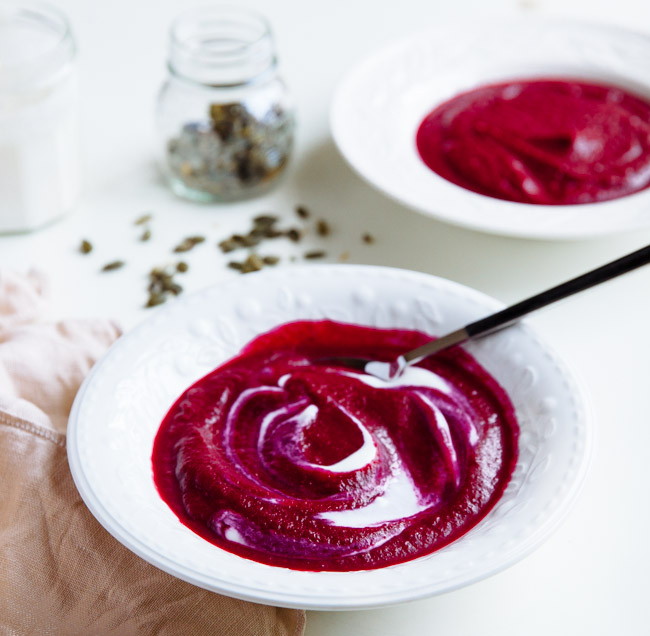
top-left (0, 270), bottom-right (306, 636)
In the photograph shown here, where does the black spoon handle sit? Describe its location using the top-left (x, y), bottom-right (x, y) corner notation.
top-left (466, 243), bottom-right (650, 338)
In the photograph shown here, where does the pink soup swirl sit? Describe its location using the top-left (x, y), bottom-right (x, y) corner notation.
top-left (152, 321), bottom-right (519, 571)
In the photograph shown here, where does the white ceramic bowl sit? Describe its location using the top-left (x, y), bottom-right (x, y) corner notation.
top-left (67, 265), bottom-right (592, 609)
top-left (330, 18), bottom-right (650, 240)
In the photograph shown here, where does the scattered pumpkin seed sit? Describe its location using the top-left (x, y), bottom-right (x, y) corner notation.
top-left (218, 238), bottom-right (238, 253)
top-left (253, 214), bottom-right (278, 227)
top-left (227, 252), bottom-right (281, 273)
top-left (316, 219), bottom-right (330, 237)
top-left (80, 204), bottom-right (356, 307)
top-left (173, 235), bottom-right (205, 253)
top-left (145, 265), bottom-right (186, 308)
top-left (145, 293), bottom-right (166, 308)
top-left (242, 253), bottom-right (264, 273)
top-left (304, 250), bottom-right (326, 259)
top-left (101, 260), bottom-right (125, 272)
top-left (286, 228), bottom-right (302, 242)
top-left (218, 214), bottom-right (296, 255)
top-left (234, 233), bottom-right (260, 248)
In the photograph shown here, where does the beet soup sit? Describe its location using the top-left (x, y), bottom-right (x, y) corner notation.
top-left (152, 320), bottom-right (519, 571)
top-left (416, 78), bottom-right (650, 205)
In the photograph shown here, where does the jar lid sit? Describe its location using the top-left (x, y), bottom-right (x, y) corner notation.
top-left (0, 1), bottom-right (75, 94)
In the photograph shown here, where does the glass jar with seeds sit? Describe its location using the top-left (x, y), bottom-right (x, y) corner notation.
top-left (157, 6), bottom-right (295, 203)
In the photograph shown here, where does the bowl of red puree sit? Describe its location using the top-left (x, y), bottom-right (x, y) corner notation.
top-left (67, 265), bottom-right (592, 609)
top-left (331, 18), bottom-right (650, 238)
top-left (416, 78), bottom-right (650, 206)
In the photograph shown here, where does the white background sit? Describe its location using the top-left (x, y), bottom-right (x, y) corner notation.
top-left (1, 0), bottom-right (650, 634)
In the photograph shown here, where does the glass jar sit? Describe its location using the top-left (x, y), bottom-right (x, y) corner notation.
top-left (0, 1), bottom-right (80, 233)
top-left (157, 6), bottom-right (295, 203)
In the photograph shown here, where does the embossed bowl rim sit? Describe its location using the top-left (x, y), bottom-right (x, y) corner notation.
top-left (67, 265), bottom-right (593, 609)
top-left (330, 17), bottom-right (650, 239)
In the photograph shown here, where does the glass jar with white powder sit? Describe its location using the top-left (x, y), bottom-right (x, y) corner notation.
top-left (0, 1), bottom-right (80, 233)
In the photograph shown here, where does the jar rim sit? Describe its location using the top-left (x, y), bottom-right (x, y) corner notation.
top-left (168, 4), bottom-right (276, 86)
top-left (0, 0), bottom-right (75, 92)
top-left (170, 5), bottom-right (272, 55)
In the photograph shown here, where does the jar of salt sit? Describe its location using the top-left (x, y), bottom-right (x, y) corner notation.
top-left (156, 6), bottom-right (295, 203)
top-left (0, 1), bottom-right (80, 233)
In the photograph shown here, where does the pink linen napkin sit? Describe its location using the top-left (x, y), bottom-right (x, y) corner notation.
top-left (0, 270), bottom-right (306, 636)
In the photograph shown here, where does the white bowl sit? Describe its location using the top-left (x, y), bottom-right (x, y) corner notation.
top-left (330, 17), bottom-right (650, 240)
top-left (67, 265), bottom-right (592, 609)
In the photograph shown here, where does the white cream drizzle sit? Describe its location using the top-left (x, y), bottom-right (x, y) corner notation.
top-left (413, 391), bottom-right (460, 487)
top-left (317, 467), bottom-right (427, 527)
top-left (312, 365), bottom-right (466, 528)
top-left (258, 400), bottom-right (378, 473)
top-left (257, 401), bottom-right (314, 455)
top-left (311, 404), bottom-right (377, 473)
top-left (346, 365), bottom-right (455, 394)
top-left (224, 525), bottom-right (247, 545)
top-left (222, 365), bottom-right (470, 529)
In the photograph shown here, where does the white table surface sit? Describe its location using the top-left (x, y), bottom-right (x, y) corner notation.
top-left (2, 0), bottom-right (650, 634)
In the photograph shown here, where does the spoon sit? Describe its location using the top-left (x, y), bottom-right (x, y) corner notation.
top-left (328, 243), bottom-right (650, 381)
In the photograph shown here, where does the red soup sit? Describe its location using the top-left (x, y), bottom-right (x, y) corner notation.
top-left (152, 320), bottom-right (519, 571)
top-left (416, 78), bottom-right (650, 205)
